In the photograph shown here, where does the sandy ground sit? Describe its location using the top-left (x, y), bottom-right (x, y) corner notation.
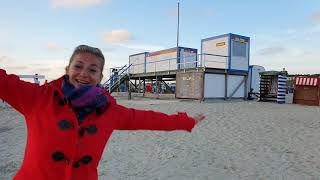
top-left (0, 97), bottom-right (320, 180)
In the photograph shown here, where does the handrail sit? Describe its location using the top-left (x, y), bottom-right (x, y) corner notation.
top-left (103, 53), bottom-right (229, 89)
top-left (129, 53), bottom-right (229, 74)
top-left (117, 64), bottom-right (127, 73)
top-left (104, 64), bottom-right (128, 86)
top-left (102, 64), bottom-right (133, 92)
top-left (201, 53), bottom-right (228, 58)
top-left (103, 65), bottom-right (127, 87)
top-left (118, 64), bottom-right (130, 75)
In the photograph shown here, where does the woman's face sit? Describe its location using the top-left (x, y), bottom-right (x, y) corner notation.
top-left (66, 52), bottom-right (103, 89)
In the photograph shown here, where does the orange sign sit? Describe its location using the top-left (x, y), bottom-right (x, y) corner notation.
top-left (216, 42), bottom-right (226, 47)
top-left (147, 49), bottom-right (177, 57)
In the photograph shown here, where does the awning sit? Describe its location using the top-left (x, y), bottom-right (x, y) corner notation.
top-left (294, 77), bottom-right (319, 86)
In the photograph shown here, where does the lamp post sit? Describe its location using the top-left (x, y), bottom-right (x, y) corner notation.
top-left (176, 2), bottom-right (180, 69)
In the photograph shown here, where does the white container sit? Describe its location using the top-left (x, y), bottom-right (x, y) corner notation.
top-left (204, 73), bottom-right (225, 98)
top-left (129, 52), bottom-right (148, 74)
top-left (179, 47), bottom-right (198, 69)
top-left (248, 65), bottom-right (265, 94)
top-left (201, 33), bottom-right (249, 72)
top-left (145, 47), bottom-right (197, 73)
top-left (204, 73), bottom-right (246, 98)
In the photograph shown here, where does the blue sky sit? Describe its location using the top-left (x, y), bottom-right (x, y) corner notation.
top-left (0, 0), bottom-right (320, 82)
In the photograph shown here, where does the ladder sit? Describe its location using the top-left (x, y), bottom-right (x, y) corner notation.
top-left (102, 64), bottom-right (132, 93)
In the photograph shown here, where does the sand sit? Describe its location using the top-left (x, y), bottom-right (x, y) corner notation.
top-left (0, 98), bottom-right (320, 180)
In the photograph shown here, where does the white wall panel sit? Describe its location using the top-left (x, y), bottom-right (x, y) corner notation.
top-left (204, 73), bottom-right (225, 98)
top-left (248, 65), bottom-right (265, 93)
top-left (129, 53), bottom-right (146, 74)
top-left (227, 75), bottom-right (245, 98)
top-left (146, 49), bottom-right (177, 73)
top-left (202, 37), bottom-right (229, 69)
top-left (179, 49), bottom-right (197, 69)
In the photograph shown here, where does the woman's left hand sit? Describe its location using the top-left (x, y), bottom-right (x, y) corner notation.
top-left (192, 112), bottom-right (206, 125)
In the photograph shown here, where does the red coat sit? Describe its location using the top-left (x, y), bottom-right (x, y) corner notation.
top-left (0, 69), bottom-right (195, 180)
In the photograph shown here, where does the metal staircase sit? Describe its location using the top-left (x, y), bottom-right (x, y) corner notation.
top-left (102, 64), bottom-right (132, 93)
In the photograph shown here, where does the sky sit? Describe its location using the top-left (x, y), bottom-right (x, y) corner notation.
top-left (1, 0), bottom-right (320, 83)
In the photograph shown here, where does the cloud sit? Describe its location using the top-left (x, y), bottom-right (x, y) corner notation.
top-left (204, 8), bottom-right (215, 17)
top-left (45, 42), bottom-right (66, 51)
top-left (1, 56), bottom-right (115, 83)
top-left (116, 43), bottom-right (165, 52)
top-left (305, 25), bottom-right (320, 35)
top-left (168, 9), bottom-right (178, 18)
top-left (5, 65), bottom-right (29, 71)
top-left (1, 57), bottom-right (67, 81)
top-left (100, 47), bottom-right (115, 52)
top-left (51, 0), bottom-right (105, 9)
top-left (252, 45), bottom-right (320, 74)
top-left (0, 56), bottom-right (11, 64)
top-left (0, 33), bottom-right (6, 44)
top-left (251, 28), bottom-right (320, 74)
top-left (103, 29), bottom-right (133, 44)
top-left (257, 47), bottom-right (286, 56)
top-left (311, 11), bottom-right (320, 24)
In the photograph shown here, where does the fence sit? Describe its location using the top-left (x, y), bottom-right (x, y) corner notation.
top-left (129, 53), bottom-right (229, 74)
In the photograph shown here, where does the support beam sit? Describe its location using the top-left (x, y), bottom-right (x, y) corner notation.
top-left (155, 74), bottom-right (158, 94)
top-left (151, 79), bottom-right (153, 93)
top-left (138, 77), bottom-right (141, 93)
top-left (229, 76), bottom-right (246, 99)
top-left (224, 72), bottom-right (228, 100)
top-left (244, 75), bottom-right (248, 99)
top-left (134, 79), bottom-right (137, 92)
top-left (128, 74), bottom-right (131, 100)
top-left (18, 75), bottom-right (45, 79)
top-left (161, 80), bottom-right (174, 93)
top-left (143, 79), bottom-right (145, 97)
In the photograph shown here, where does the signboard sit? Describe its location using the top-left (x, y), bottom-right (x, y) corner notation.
top-left (216, 42), bottom-right (226, 47)
top-left (176, 72), bottom-right (204, 99)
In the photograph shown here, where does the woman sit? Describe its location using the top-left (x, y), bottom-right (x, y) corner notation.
top-left (0, 45), bottom-right (205, 180)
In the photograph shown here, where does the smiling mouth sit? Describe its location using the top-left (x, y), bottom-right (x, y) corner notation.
top-left (76, 79), bottom-right (90, 85)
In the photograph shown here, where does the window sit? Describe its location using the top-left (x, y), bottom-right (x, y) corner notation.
top-left (232, 41), bottom-right (247, 57)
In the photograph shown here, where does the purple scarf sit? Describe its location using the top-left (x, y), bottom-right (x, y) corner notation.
top-left (62, 75), bottom-right (108, 124)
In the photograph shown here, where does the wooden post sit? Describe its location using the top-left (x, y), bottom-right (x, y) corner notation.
top-left (128, 74), bottom-right (131, 100)
top-left (244, 75), bottom-right (248, 100)
top-left (151, 79), bottom-right (153, 94)
top-left (224, 71), bottom-right (228, 100)
top-left (139, 77), bottom-right (141, 93)
top-left (143, 79), bottom-right (145, 97)
top-left (156, 75), bottom-right (158, 95)
top-left (135, 79), bottom-right (137, 92)
top-left (201, 71), bottom-right (205, 102)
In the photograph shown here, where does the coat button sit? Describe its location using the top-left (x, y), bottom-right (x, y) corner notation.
top-left (96, 107), bottom-right (104, 115)
top-left (86, 125), bottom-right (98, 134)
top-left (73, 162), bottom-right (80, 168)
top-left (81, 155), bottom-right (92, 164)
top-left (79, 127), bottom-right (85, 137)
top-left (59, 120), bottom-right (74, 130)
top-left (72, 155), bottom-right (93, 168)
top-left (52, 151), bottom-right (65, 161)
top-left (58, 98), bottom-right (67, 106)
top-left (53, 90), bottom-right (59, 97)
top-left (79, 125), bottom-right (97, 137)
top-left (53, 91), bottom-right (66, 106)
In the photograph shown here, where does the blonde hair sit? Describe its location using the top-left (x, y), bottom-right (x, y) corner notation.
top-left (68, 45), bottom-right (105, 71)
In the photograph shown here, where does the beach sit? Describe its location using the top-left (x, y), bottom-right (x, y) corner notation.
top-left (0, 98), bottom-right (320, 180)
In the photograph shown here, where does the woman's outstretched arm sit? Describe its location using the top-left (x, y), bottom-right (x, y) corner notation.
top-left (0, 69), bottom-right (43, 115)
top-left (113, 104), bottom-right (205, 132)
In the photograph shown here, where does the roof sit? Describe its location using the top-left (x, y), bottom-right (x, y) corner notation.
top-left (259, 71), bottom-right (288, 76)
top-left (294, 77), bottom-right (319, 86)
